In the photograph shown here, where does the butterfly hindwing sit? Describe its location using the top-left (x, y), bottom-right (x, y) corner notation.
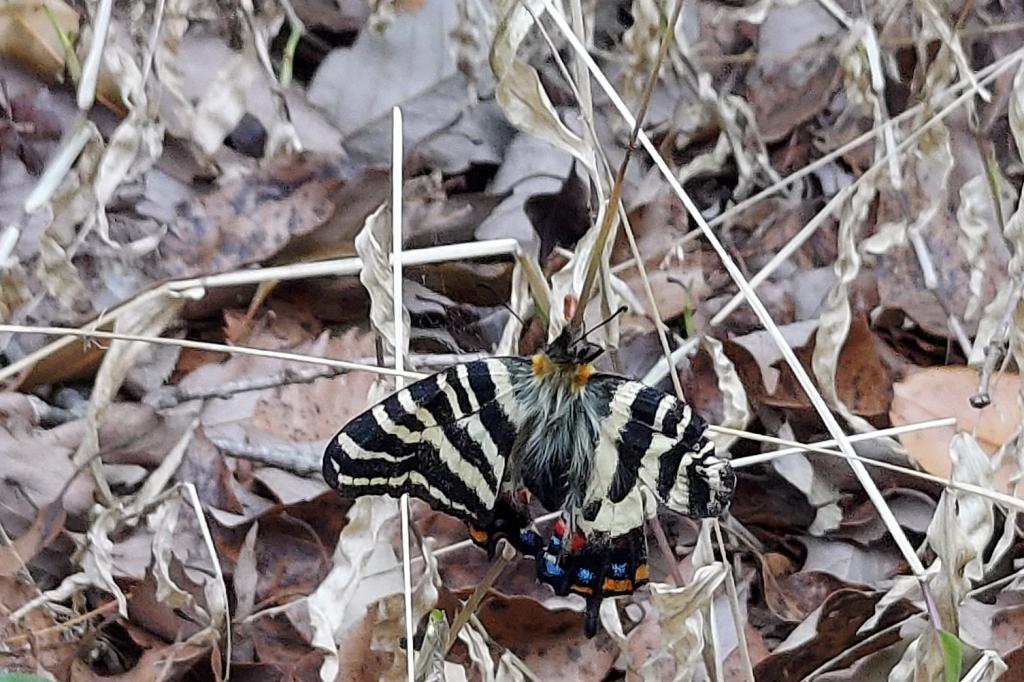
top-left (574, 375), bottom-right (735, 539)
top-left (322, 358), bottom-right (529, 521)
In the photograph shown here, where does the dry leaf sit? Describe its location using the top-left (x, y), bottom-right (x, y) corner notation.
top-left (890, 367), bottom-right (1020, 481)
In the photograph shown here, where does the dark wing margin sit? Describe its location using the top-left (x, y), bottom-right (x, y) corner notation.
top-left (322, 358), bottom-right (527, 521)
top-left (575, 376), bottom-right (735, 539)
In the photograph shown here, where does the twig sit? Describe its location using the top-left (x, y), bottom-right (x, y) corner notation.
top-left (1, 595), bottom-right (127, 651)
top-left (713, 520), bottom-right (753, 682)
top-left (444, 539), bottom-right (516, 654)
top-left (203, 436), bottom-right (322, 475)
top-left (570, 0), bottom-right (685, 333)
top-left (153, 352), bottom-right (486, 408)
top-left (390, 107), bottom-right (417, 682)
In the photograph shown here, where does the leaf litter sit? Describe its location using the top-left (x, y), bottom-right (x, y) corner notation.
top-left (2, 1), bottom-right (1024, 680)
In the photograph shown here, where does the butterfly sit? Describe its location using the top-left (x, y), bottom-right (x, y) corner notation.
top-left (322, 325), bottom-right (735, 637)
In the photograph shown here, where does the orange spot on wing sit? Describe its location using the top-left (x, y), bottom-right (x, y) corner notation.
top-left (571, 585), bottom-right (594, 596)
top-left (635, 564), bottom-right (650, 581)
top-left (468, 526), bottom-right (489, 544)
top-left (532, 353), bottom-right (552, 378)
top-left (602, 578), bottom-right (634, 594)
top-left (572, 363), bottom-right (593, 390)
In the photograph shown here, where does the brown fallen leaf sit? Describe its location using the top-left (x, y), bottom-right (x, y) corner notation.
top-left (445, 592), bottom-right (619, 681)
top-left (890, 366), bottom-right (1020, 481)
top-left (737, 318), bottom-right (899, 419)
top-left (760, 552), bottom-right (868, 624)
top-left (753, 589), bottom-right (918, 681)
top-left (0, 575), bottom-right (81, 672)
top-left (745, 2), bottom-right (843, 142)
top-left (157, 152), bottom-right (360, 279)
top-left (0, 500), bottom-right (65, 577)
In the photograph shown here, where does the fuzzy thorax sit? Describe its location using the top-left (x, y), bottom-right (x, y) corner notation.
top-left (531, 353), bottom-right (594, 391)
top-left (514, 353), bottom-right (603, 512)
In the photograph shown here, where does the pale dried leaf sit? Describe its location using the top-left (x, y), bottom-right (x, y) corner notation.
top-left (354, 202), bottom-right (410, 362)
top-left (863, 124), bottom-right (954, 255)
top-left (702, 334), bottom-right (750, 451)
top-left (148, 497), bottom-right (191, 610)
top-left (957, 174), bottom-right (1017, 322)
top-left (375, 531), bottom-right (441, 682)
top-left (309, 496), bottom-right (399, 682)
top-left (308, 0), bottom-right (458, 137)
top-left (650, 563), bottom-right (728, 680)
top-left (415, 610), bottom-right (450, 682)
top-left (961, 650), bottom-right (1008, 681)
top-left (458, 618), bottom-right (496, 682)
top-left (10, 504), bottom-right (126, 620)
top-left (922, 438), bottom-right (998, 648)
top-left (233, 521), bottom-right (259, 621)
top-left (771, 450), bottom-right (841, 537)
top-left (549, 203), bottom-right (623, 344)
top-left (71, 295), bottom-right (185, 502)
top-left (490, 0), bottom-right (595, 174)
top-left (887, 628), bottom-right (945, 682)
top-left (495, 255), bottom-right (531, 355)
top-left (192, 53), bottom-right (260, 155)
top-left (811, 177), bottom-right (880, 436)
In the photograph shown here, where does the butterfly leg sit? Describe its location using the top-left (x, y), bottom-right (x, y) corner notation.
top-left (466, 493), bottom-right (543, 559)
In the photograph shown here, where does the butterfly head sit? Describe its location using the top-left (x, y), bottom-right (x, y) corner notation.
top-left (544, 327), bottom-right (604, 366)
top-left (542, 305), bottom-right (627, 367)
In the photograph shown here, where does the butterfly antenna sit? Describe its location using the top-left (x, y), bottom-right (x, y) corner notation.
top-left (578, 305), bottom-right (628, 342)
top-left (500, 301), bottom-right (527, 327)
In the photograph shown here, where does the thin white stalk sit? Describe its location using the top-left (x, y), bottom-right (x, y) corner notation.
top-left (23, 116), bottom-right (93, 213)
top-left (540, 0), bottom-right (927, 576)
top-left (815, 0), bottom-right (853, 27)
top-left (727, 417), bottom-right (957, 467)
top-left (183, 482), bottom-right (231, 680)
top-left (641, 335), bottom-right (698, 388)
top-left (165, 238), bottom-right (522, 291)
top-left (0, 324), bottom-right (961, 480)
top-left (391, 107), bottom-right (416, 682)
top-left (0, 225), bottom-right (19, 265)
top-left (0, 324), bottom-right (422, 379)
top-left (77, 0), bottom-right (113, 111)
top-left (713, 519), bottom-right (753, 682)
top-left (0, 239), bottom-right (520, 383)
top-left (719, 423), bottom-right (1024, 513)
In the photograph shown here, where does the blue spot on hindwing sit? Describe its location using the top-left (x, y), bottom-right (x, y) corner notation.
top-left (542, 560), bottom-right (565, 577)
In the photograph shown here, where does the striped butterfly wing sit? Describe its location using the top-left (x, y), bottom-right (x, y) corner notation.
top-left (322, 358), bottom-right (529, 522)
top-left (575, 375), bottom-right (735, 540)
